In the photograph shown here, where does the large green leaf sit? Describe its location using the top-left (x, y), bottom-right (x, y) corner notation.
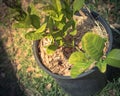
top-left (30, 15), bottom-right (40, 29)
top-left (73, 0), bottom-right (84, 13)
top-left (25, 31), bottom-right (44, 40)
top-left (69, 51), bottom-right (92, 77)
top-left (82, 32), bottom-right (106, 60)
top-left (105, 49), bottom-right (120, 68)
top-left (69, 51), bottom-right (86, 64)
top-left (71, 62), bottom-right (90, 78)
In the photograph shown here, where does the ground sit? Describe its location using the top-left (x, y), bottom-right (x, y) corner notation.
top-left (0, 0), bottom-right (120, 96)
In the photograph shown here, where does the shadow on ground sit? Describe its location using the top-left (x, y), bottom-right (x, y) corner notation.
top-left (0, 34), bottom-right (25, 96)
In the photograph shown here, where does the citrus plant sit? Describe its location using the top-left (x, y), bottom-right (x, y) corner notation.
top-left (12, 0), bottom-right (120, 78)
top-left (13, 0), bottom-right (85, 54)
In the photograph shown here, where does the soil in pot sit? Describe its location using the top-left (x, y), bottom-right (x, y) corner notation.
top-left (37, 11), bottom-right (110, 77)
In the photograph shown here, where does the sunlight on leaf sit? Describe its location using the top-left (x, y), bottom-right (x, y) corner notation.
top-left (52, 14), bottom-right (63, 21)
top-left (70, 30), bottom-right (77, 36)
top-left (82, 32), bottom-right (106, 60)
top-left (25, 31), bottom-right (44, 40)
top-left (35, 23), bottom-right (47, 33)
top-left (71, 62), bottom-right (90, 78)
top-left (105, 49), bottom-right (120, 68)
top-left (69, 51), bottom-right (86, 64)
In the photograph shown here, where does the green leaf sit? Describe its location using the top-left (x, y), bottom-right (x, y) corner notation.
top-left (55, 0), bottom-right (62, 12)
top-left (52, 31), bottom-right (62, 39)
top-left (12, 22), bottom-right (28, 28)
top-left (63, 19), bottom-right (74, 32)
top-left (105, 49), bottom-right (120, 68)
top-left (69, 51), bottom-right (86, 64)
top-left (44, 9), bottom-right (56, 15)
top-left (52, 13), bottom-right (63, 21)
top-left (70, 30), bottom-right (77, 36)
top-left (36, 23), bottom-right (47, 33)
top-left (25, 31), bottom-right (44, 40)
top-left (96, 61), bottom-right (107, 73)
top-left (73, 0), bottom-right (84, 13)
top-left (57, 22), bottom-right (65, 30)
top-left (69, 51), bottom-right (94, 78)
top-left (27, 6), bottom-right (31, 14)
top-left (29, 3), bottom-right (39, 15)
top-left (47, 17), bottom-right (53, 32)
top-left (71, 62), bottom-right (91, 78)
top-left (30, 14), bottom-right (40, 29)
top-left (46, 44), bottom-right (58, 54)
top-left (82, 32), bottom-right (106, 60)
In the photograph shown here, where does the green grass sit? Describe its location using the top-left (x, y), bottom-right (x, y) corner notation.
top-left (96, 79), bottom-right (120, 96)
top-left (10, 29), bottom-right (68, 96)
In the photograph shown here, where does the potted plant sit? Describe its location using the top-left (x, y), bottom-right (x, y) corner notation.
top-left (12, 0), bottom-right (120, 96)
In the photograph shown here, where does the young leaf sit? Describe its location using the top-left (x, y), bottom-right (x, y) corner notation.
top-left (35, 23), bottom-right (47, 33)
top-left (25, 31), bottom-right (44, 40)
top-left (73, 0), bottom-right (84, 13)
top-left (70, 30), bottom-right (77, 36)
top-left (96, 61), bottom-right (107, 73)
top-left (82, 32), bottom-right (106, 60)
top-left (52, 13), bottom-right (63, 21)
top-left (69, 51), bottom-right (86, 64)
top-left (46, 44), bottom-right (58, 54)
top-left (55, 0), bottom-right (62, 12)
top-left (57, 22), bottom-right (65, 30)
top-left (30, 14), bottom-right (40, 29)
top-left (105, 49), bottom-right (120, 68)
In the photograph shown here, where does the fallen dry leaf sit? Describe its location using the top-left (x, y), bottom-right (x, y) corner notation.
top-left (26, 66), bottom-right (35, 73)
top-left (33, 73), bottom-right (42, 78)
top-left (17, 64), bottom-right (22, 71)
top-left (109, 89), bottom-right (116, 96)
top-left (45, 83), bottom-right (52, 91)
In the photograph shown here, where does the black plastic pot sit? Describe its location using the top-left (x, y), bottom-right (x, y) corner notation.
top-left (106, 28), bottom-right (120, 81)
top-left (33, 11), bottom-right (113, 96)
